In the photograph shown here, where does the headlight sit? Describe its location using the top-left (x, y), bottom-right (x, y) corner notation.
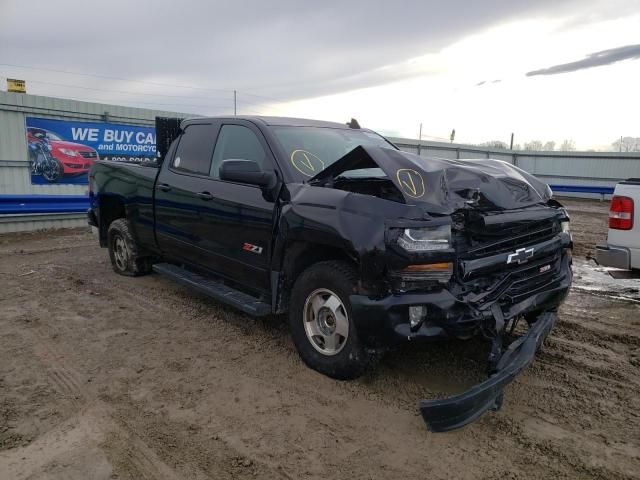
top-left (397, 225), bottom-right (451, 252)
top-left (59, 148), bottom-right (79, 156)
top-left (561, 220), bottom-right (570, 233)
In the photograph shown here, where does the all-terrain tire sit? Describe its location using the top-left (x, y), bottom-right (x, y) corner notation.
top-left (288, 261), bottom-right (371, 380)
top-left (107, 219), bottom-right (152, 277)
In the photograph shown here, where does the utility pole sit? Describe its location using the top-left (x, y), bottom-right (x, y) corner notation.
top-left (510, 132), bottom-right (514, 150)
top-left (234, 90), bottom-right (237, 116)
top-left (418, 123), bottom-right (422, 156)
top-left (620, 135), bottom-right (623, 152)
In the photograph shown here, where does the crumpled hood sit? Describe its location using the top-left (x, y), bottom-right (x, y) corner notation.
top-left (309, 145), bottom-right (552, 215)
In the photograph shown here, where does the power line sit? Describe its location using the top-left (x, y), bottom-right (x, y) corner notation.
top-left (0, 64), bottom-right (318, 118)
top-left (235, 98), bottom-right (290, 115)
top-left (1, 74), bottom-right (292, 114)
top-left (0, 63), bottom-right (232, 93)
top-left (11, 77), bottom-right (232, 106)
top-left (239, 91), bottom-right (291, 105)
top-left (25, 92), bottom-right (231, 112)
top-left (0, 64), bottom-right (294, 111)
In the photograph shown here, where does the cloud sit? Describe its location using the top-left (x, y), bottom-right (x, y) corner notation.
top-left (526, 44), bottom-right (640, 76)
top-left (475, 79), bottom-right (502, 86)
top-left (0, 0), bottom-right (588, 109)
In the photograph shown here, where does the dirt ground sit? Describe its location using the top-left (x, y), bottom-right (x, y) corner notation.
top-left (1, 198), bottom-right (638, 480)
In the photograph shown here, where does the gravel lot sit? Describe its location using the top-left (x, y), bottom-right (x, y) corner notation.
top-left (1, 198), bottom-right (639, 480)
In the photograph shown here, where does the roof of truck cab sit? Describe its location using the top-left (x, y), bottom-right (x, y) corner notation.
top-left (185, 116), bottom-right (351, 129)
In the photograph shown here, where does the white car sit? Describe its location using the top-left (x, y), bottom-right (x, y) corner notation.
top-left (596, 179), bottom-right (640, 271)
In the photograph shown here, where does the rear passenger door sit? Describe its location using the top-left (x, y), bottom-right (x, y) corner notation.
top-left (154, 121), bottom-right (220, 266)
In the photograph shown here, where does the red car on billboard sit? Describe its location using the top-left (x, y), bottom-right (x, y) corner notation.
top-left (27, 127), bottom-right (99, 176)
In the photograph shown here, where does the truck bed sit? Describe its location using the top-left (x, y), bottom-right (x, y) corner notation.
top-left (91, 160), bottom-right (159, 249)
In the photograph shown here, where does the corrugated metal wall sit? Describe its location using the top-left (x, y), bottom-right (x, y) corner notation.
top-left (2, 92), bottom-right (639, 233)
top-left (0, 92), bottom-right (190, 233)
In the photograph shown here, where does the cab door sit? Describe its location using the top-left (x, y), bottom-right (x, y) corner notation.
top-left (154, 121), bottom-right (220, 266)
top-left (196, 121), bottom-right (279, 294)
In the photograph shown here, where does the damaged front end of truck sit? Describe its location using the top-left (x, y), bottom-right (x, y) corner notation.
top-left (278, 145), bottom-right (572, 431)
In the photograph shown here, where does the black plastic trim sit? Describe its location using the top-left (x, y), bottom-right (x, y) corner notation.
top-left (419, 311), bottom-right (556, 432)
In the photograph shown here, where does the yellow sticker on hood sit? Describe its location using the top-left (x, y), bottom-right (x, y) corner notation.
top-left (396, 168), bottom-right (425, 198)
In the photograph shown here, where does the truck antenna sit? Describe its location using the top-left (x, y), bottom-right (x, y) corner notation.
top-left (347, 118), bottom-right (361, 129)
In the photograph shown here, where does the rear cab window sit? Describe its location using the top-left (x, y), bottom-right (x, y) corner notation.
top-left (172, 124), bottom-right (216, 175)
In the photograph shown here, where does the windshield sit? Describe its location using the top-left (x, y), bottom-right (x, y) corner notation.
top-left (270, 126), bottom-right (394, 180)
top-left (45, 131), bottom-right (65, 141)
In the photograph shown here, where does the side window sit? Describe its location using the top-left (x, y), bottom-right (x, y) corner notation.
top-left (210, 125), bottom-right (267, 179)
top-left (172, 124), bottom-right (215, 175)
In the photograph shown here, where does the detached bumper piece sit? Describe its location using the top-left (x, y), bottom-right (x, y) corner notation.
top-left (419, 312), bottom-right (556, 432)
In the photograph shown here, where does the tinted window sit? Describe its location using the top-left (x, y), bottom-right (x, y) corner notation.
top-left (172, 124), bottom-right (215, 175)
top-left (210, 125), bottom-right (266, 179)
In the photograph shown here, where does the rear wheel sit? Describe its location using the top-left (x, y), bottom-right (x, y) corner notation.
top-left (288, 261), bottom-right (371, 380)
top-left (107, 219), bottom-right (152, 276)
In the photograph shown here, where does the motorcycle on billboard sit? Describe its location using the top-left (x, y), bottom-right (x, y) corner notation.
top-left (28, 129), bottom-right (64, 183)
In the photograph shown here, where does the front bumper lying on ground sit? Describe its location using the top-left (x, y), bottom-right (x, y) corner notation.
top-left (419, 311), bottom-right (556, 432)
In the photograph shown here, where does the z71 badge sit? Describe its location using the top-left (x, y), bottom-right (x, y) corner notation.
top-left (242, 243), bottom-right (263, 254)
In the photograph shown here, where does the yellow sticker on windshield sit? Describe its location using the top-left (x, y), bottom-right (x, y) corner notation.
top-left (290, 149), bottom-right (325, 177)
top-left (396, 169), bottom-right (425, 198)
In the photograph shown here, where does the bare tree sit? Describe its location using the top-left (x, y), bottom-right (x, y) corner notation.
top-left (523, 140), bottom-right (543, 151)
top-left (612, 137), bottom-right (640, 152)
top-left (479, 140), bottom-right (508, 149)
top-left (542, 141), bottom-right (556, 151)
top-left (558, 139), bottom-right (576, 151)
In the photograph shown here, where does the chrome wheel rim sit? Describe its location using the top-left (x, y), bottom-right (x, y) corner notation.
top-left (113, 235), bottom-right (129, 271)
top-left (303, 288), bottom-right (349, 356)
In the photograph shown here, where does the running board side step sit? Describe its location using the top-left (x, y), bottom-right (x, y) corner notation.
top-left (152, 263), bottom-right (271, 316)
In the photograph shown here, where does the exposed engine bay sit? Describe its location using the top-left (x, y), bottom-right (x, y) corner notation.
top-left (330, 176), bottom-right (406, 203)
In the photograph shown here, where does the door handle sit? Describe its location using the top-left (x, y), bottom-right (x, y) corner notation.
top-left (196, 191), bottom-right (214, 201)
top-left (156, 183), bottom-right (172, 192)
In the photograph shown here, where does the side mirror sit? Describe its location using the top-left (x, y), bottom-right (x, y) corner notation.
top-left (219, 159), bottom-right (277, 189)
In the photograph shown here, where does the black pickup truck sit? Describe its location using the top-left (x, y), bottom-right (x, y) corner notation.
top-left (88, 116), bottom-right (572, 431)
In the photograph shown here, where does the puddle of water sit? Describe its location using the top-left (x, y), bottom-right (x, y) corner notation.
top-left (572, 258), bottom-right (640, 303)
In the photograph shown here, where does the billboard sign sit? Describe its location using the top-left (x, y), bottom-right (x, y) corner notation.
top-left (26, 117), bottom-right (157, 185)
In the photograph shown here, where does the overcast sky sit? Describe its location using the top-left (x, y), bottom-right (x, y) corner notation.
top-left (1, 0), bottom-right (639, 149)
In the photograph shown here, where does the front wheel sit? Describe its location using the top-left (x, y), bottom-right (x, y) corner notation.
top-left (107, 219), bottom-right (152, 276)
top-left (288, 261), bottom-right (371, 380)
top-left (42, 158), bottom-right (63, 183)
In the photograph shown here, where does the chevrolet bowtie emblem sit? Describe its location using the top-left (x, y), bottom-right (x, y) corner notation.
top-left (506, 247), bottom-right (534, 265)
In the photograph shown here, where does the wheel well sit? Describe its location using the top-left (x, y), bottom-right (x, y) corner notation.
top-left (98, 195), bottom-right (126, 246)
top-left (276, 241), bottom-right (358, 313)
